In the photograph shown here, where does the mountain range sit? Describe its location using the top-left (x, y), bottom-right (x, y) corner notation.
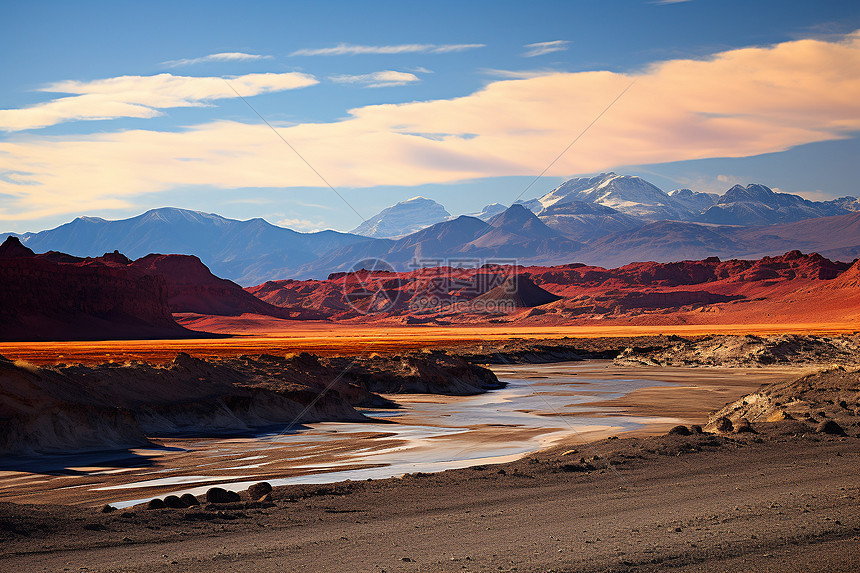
top-left (3, 173), bottom-right (858, 284)
top-left (4, 208), bottom-right (366, 286)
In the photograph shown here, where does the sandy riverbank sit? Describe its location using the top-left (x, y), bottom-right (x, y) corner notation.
top-left (1, 345), bottom-right (857, 572)
top-left (0, 363), bottom-right (803, 508)
top-left (1, 422), bottom-right (857, 573)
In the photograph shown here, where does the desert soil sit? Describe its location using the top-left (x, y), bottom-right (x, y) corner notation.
top-left (0, 424), bottom-right (857, 573)
top-left (2, 360), bottom-right (858, 572)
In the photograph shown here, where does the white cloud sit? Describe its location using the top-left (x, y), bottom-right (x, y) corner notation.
top-left (276, 217), bottom-right (327, 231)
top-left (0, 72), bottom-right (318, 131)
top-left (522, 40), bottom-right (569, 57)
top-left (330, 71), bottom-right (420, 88)
top-left (290, 43), bottom-right (485, 56)
top-left (2, 30), bottom-right (860, 221)
top-left (162, 52), bottom-right (272, 67)
top-left (653, 0), bottom-right (692, 4)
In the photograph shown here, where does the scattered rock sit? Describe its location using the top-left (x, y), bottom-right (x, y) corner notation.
top-left (817, 420), bottom-right (846, 436)
top-left (560, 463), bottom-right (593, 473)
top-left (690, 425), bottom-right (703, 434)
top-left (101, 504), bottom-right (117, 513)
top-left (180, 493), bottom-right (200, 506)
top-left (247, 482), bottom-right (273, 501)
top-left (667, 425), bottom-right (691, 436)
top-left (206, 487), bottom-right (241, 504)
top-left (147, 498), bottom-right (166, 510)
top-left (164, 495), bottom-right (187, 508)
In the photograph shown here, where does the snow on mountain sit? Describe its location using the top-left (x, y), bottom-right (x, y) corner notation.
top-left (537, 200), bottom-right (641, 242)
top-left (349, 196), bottom-right (451, 239)
top-left (468, 203), bottom-right (508, 221)
top-left (668, 188), bottom-right (718, 212)
top-left (699, 184), bottom-right (857, 226)
top-left (534, 173), bottom-right (694, 220)
top-left (513, 198), bottom-right (542, 213)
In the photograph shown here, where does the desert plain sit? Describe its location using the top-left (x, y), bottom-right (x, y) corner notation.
top-left (2, 319), bottom-right (859, 573)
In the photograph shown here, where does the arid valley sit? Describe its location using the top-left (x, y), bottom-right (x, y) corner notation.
top-left (3, 3), bottom-right (860, 571)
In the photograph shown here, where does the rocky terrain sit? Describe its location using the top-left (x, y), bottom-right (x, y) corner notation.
top-left (614, 334), bottom-right (860, 368)
top-left (706, 366), bottom-right (860, 437)
top-left (0, 379), bottom-right (856, 572)
top-left (125, 253), bottom-right (294, 318)
top-left (0, 237), bottom-right (198, 341)
top-left (247, 250), bottom-right (860, 326)
top-left (0, 351), bottom-right (499, 455)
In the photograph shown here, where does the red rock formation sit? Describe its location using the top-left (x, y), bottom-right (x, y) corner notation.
top-left (0, 237), bottom-right (196, 341)
top-left (245, 250), bottom-right (858, 326)
top-left (128, 254), bottom-right (293, 318)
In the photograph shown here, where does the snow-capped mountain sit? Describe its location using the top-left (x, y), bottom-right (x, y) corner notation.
top-left (534, 172), bottom-right (693, 220)
top-left (349, 196), bottom-right (451, 239)
top-left (468, 203), bottom-right (508, 221)
top-left (668, 188), bottom-right (719, 213)
top-left (537, 200), bottom-right (641, 242)
top-left (699, 184), bottom-right (857, 226)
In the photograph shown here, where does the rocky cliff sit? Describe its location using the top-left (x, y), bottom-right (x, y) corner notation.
top-left (0, 237), bottom-right (195, 341)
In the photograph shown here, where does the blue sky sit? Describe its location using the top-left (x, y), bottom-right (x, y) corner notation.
top-left (2, 0), bottom-right (860, 233)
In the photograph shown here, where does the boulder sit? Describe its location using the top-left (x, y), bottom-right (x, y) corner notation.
top-left (667, 425), bottom-right (691, 436)
top-left (714, 416), bottom-right (734, 433)
top-left (180, 493), bottom-right (200, 506)
top-left (247, 482), bottom-right (273, 501)
top-left (206, 487), bottom-right (240, 503)
top-left (164, 495), bottom-right (187, 508)
top-left (816, 420), bottom-right (846, 436)
top-left (734, 418), bottom-right (755, 433)
top-left (147, 498), bottom-right (166, 510)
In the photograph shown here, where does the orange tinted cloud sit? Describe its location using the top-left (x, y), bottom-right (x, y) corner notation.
top-left (1, 31), bottom-right (859, 220)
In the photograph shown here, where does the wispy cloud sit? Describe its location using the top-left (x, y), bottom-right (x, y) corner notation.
top-left (0, 72), bottom-right (317, 131)
top-left (162, 52), bottom-right (272, 67)
top-left (290, 43), bottom-right (485, 56)
top-left (482, 68), bottom-right (560, 79)
top-left (330, 70), bottom-right (420, 88)
top-left (522, 40), bottom-right (569, 57)
top-left (653, 0), bottom-right (692, 4)
top-left (3, 30), bottom-right (860, 220)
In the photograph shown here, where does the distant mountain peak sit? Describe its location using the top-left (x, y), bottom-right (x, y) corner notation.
top-left (535, 173), bottom-right (688, 221)
top-left (350, 196), bottom-right (451, 239)
top-left (468, 203), bottom-right (509, 221)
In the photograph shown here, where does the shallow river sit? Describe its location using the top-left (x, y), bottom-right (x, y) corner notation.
top-left (1, 361), bottom-right (790, 507)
